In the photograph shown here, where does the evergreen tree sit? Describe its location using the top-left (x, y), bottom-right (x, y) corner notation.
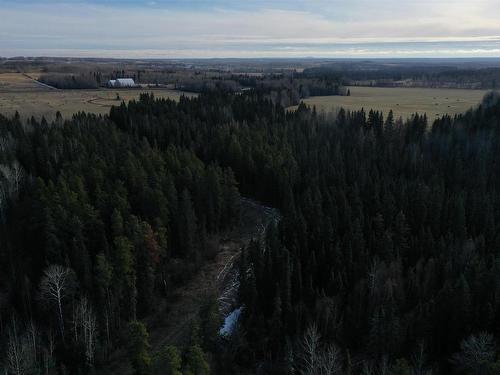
top-left (127, 321), bottom-right (152, 375)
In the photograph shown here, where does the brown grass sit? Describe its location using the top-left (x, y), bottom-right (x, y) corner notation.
top-left (0, 73), bottom-right (195, 120)
top-left (0, 72), bottom-right (50, 92)
top-left (288, 86), bottom-right (490, 120)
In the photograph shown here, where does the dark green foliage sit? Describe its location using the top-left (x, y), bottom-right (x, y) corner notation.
top-left (106, 89), bottom-right (500, 373)
top-left (199, 294), bottom-right (222, 351)
top-left (184, 344), bottom-right (211, 375)
top-left (153, 345), bottom-right (182, 375)
top-left (2, 86), bottom-right (500, 374)
top-left (0, 99), bottom-right (240, 372)
top-left (127, 321), bottom-right (152, 375)
top-left (390, 359), bottom-right (412, 375)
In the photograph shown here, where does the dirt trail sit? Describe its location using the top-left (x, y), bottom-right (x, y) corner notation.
top-left (149, 238), bottom-right (241, 348)
top-left (22, 73), bottom-right (59, 90)
top-left (103, 198), bottom-right (279, 374)
top-left (148, 198), bottom-right (279, 348)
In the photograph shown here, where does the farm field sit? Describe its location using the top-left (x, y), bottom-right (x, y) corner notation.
top-left (0, 73), bottom-right (195, 120)
top-left (289, 86), bottom-right (490, 120)
top-left (0, 72), bottom-right (51, 92)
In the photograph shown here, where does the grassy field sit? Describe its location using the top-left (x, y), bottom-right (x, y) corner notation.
top-left (0, 72), bottom-right (51, 92)
top-left (1, 74), bottom-right (490, 121)
top-left (0, 73), bottom-right (195, 120)
top-left (289, 86), bottom-right (490, 120)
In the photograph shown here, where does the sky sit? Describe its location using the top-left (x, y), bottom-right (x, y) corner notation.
top-left (1, 0), bottom-right (500, 58)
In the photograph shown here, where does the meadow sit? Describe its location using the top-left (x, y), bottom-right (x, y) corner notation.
top-left (289, 86), bottom-right (490, 120)
top-left (0, 73), bottom-right (194, 120)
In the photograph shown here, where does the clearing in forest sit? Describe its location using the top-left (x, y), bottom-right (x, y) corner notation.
top-left (103, 199), bottom-right (279, 375)
top-left (289, 86), bottom-right (490, 120)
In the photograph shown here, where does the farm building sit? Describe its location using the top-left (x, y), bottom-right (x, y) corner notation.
top-left (107, 78), bottom-right (136, 88)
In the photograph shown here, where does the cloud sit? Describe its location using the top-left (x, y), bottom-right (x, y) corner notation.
top-left (1, 0), bottom-right (500, 57)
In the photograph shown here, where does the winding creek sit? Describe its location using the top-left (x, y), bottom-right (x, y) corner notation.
top-left (217, 198), bottom-right (281, 336)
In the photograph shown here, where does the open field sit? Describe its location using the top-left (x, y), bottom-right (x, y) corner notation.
top-left (289, 86), bottom-right (491, 120)
top-left (1, 73), bottom-right (491, 121)
top-left (0, 72), bottom-right (52, 92)
top-left (0, 73), bottom-right (195, 120)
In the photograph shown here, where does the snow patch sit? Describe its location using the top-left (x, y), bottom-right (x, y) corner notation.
top-left (219, 307), bottom-right (243, 336)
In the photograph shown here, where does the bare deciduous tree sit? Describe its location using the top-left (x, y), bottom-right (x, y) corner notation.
top-left (5, 318), bottom-right (37, 375)
top-left (379, 356), bottom-right (391, 375)
top-left (0, 161), bottom-right (24, 198)
top-left (72, 296), bottom-right (98, 366)
top-left (368, 259), bottom-right (380, 296)
top-left (295, 324), bottom-right (343, 375)
top-left (319, 344), bottom-right (343, 375)
top-left (0, 131), bottom-right (15, 152)
top-left (26, 320), bottom-right (38, 369)
top-left (0, 136), bottom-right (7, 154)
top-left (296, 325), bottom-right (321, 375)
top-left (360, 360), bottom-right (376, 375)
top-left (39, 265), bottom-right (73, 339)
top-left (0, 169), bottom-right (8, 221)
top-left (42, 329), bottom-right (56, 375)
top-left (412, 341), bottom-right (433, 375)
top-left (0, 184), bottom-right (6, 220)
top-left (6, 321), bottom-right (28, 375)
top-left (0, 290), bottom-right (7, 335)
top-left (0, 161), bottom-right (25, 223)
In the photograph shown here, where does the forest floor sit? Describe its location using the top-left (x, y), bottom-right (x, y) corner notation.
top-left (102, 198), bottom-right (279, 374)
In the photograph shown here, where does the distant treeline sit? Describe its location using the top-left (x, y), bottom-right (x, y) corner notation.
top-left (175, 75), bottom-right (347, 106)
top-left (304, 64), bottom-right (500, 89)
top-left (38, 74), bottom-right (99, 89)
top-left (36, 69), bottom-right (347, 104)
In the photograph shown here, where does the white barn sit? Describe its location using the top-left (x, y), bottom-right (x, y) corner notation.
top-left (107, 78), bottom-right (136, 88)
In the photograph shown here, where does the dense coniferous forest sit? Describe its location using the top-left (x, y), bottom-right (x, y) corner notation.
top-left (2, 88), bottom-right (500, 374)
top-left (0, 108), bottom-right (240, 374)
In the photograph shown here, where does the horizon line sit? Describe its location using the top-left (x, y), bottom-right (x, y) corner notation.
top-left (4, 55), bottom-right (500, 61)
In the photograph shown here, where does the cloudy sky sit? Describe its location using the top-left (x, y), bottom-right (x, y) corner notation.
top-left (1, 0), bottom-right (500, 58)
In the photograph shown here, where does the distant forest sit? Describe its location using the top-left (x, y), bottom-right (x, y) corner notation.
top-left (21, 57), bottom-right (500, 95)
top-left (303, 64), bottom-right (500, 89)
top-left (37, 68), bottom-right (348, 107)
top-left (2, 87), bottom-right (500, 374)
top-left (175, 76), bottom-right (347, 106)
top-left (38, 74), bottom-right (99, 89)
